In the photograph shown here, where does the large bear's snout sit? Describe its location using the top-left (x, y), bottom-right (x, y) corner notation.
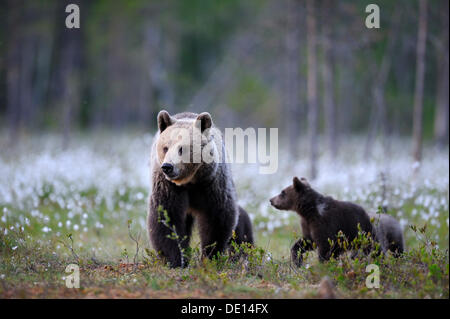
top-left (161, 163), bottom-right (175, 176)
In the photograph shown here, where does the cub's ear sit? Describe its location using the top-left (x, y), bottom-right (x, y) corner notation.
top-left (293, 177), bottom-right (304, 191)
top-left (157, 110), bottom-right (175, 132)
top-left (196, 112), bottom-right (213, 133)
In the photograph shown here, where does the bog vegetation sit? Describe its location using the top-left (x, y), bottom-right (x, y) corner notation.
top-left (0, 134), bottom-right (448, 298)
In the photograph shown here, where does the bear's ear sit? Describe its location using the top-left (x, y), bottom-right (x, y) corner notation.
top-left (157, 110), bottom-right (175, 132)
top-left (293, 177), bottom-right (304, 192)
top-left (196, 112), bottom-right (213, 133)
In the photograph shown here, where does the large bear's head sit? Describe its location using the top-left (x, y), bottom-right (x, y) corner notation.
top-left (155, 110), bottom-right (221, 186)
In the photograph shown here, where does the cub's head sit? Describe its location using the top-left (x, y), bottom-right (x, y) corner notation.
top-left (156, 110), bottom-right (219, 186)
top-left (270, 177), bottom-right (312, 211)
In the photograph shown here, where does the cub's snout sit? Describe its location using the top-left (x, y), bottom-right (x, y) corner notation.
top-left (269, 196), bottom-right (282, 210)
top-left (269, 197), bottom-right (276, 205)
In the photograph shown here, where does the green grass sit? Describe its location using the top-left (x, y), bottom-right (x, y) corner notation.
top-left (0, 184), bottom-right (448, 299)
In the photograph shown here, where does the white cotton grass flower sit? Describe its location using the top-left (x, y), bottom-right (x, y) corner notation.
top-left (95, 222), bottom-right (104, 229)
top-left (0, 133), bottom-right (447, 251)
top-left (135, 192), bottom-right (144, 200)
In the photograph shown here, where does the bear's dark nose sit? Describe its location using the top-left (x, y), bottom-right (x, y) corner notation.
top-left (161, 163), bottom-right (174, 175)
top-left (270, 198), bottom-right (278, 208)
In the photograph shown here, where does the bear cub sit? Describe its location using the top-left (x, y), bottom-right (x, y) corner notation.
top-left (369, 212), bottom-right (404, 257)
top-left (232, 206), bottom-right (254, 246)
top-left (270, 177), bottom-right (373, 266)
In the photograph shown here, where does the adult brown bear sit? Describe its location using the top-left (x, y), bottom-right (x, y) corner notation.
top-left (148, 110), bottom-right (253, 268)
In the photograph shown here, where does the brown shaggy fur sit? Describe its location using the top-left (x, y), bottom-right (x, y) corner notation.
top-left (369, 212), bottom-right (404, 257)
top-left (270, 177), bottom-right (373, 266)
top-left (148, 111), bottom-right (253, 268)
top-left (232, 206), bottom-right (254, 246)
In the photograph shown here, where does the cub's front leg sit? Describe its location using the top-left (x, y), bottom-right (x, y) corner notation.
top-left (291, 237), bottom-right (314, 267)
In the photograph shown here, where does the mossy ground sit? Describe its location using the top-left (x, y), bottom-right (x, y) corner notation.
top-left (0, 188), bottom-right (448, 299)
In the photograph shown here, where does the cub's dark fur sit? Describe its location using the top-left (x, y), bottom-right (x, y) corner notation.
top-left (232, 207), bottom-right (254, 246)
top-left (270, 177), bottom-right (373, 266)
top-left (369, 212), bottom-right (404, 257)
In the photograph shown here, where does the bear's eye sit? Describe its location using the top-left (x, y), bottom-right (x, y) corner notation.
top-left (281, 191), bottom-right (285, 197)
top-left (178, 147), bottom-right (183, 156)
top-left (163, 147), bottom-right (168, 154)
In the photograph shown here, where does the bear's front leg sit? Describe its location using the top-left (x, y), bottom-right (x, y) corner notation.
top-left (148, 180), bottom-right (190, 268)
top-left (291, 237), bottom-right (314, 267)
top-left (317, 239), bottom-right (336, 263)
top-left (197, 205), bottom-right (238, 260)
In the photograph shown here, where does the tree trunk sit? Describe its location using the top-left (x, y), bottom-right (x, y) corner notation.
top-left (6, 0), bottom-right (23, 146)
top-left (337, 49), bottom-right (354, 141)
top-left (60, 1), bottom-right (83, 149)
top-left (433, 1), bottom-right (449, 148)
top-left (364, 6), bottom-right (401, 160)
top-left (284, 0), bottom-right (301, 156)
top-left (306, 0), bottom-right (318, 179)
top-left (412, 0), bottom-right (428, 164)
top-left (321, 0), bottom-right (337, 158)
top-left (433, 49), bottom-right (449, 148)
top-left (47, 0), bottom-right (83, 148)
